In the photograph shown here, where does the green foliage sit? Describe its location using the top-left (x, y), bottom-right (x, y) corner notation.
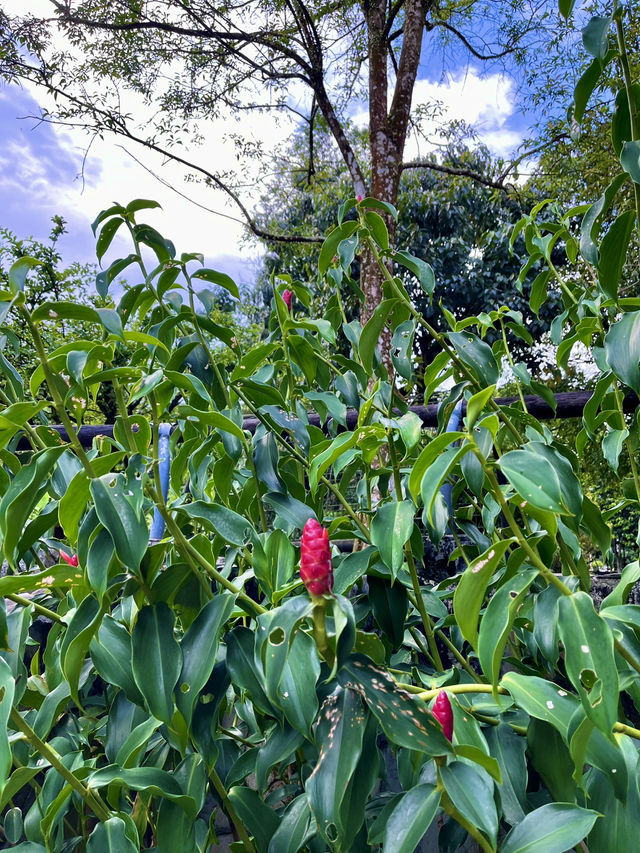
top-left (2, 8), bottom-right (640, 851)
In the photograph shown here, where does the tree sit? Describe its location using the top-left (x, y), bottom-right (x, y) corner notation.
top-left (254, 126), bottom-right (562, 382)
top-left (1, 0), bottom-right (548, 349)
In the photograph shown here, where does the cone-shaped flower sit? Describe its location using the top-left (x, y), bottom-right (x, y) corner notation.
top-left (59, 550), bottom-right (79, 567)
top-left (432, 691), bottom-right (453, 741)
top-left (300, 518), bottom-right (333, 596)
top-left (282, 289), bottom-right (292, 312)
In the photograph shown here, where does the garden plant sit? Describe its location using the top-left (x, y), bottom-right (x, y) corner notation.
top-left (2, 1), bottom-right (640, 851)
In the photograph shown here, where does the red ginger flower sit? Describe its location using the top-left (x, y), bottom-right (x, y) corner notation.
top-left (59, 550), bottom-right (79, 567)
top-left (431, 691), bottom-right (453, 741)
top-left (282, 289), bottom-right (292, 312)
top-left (300, 518), bottom-right (333, 596)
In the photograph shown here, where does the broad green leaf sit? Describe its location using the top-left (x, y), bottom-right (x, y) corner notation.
top-left (602, 559), bottom-right (640, 607)
top-left (620, 139), bottom-right (640, 184)
top-left (177, 594), bottom-right (236, 724)
top-left (278, 629), bottom-right (320, 735)
top-left (339, 656), bottom-right (452, 755)
top-left (132, 603), bottom-right (182, 724)
top-left (31, 301), bottom-right (100, 324)
top-left (499, 443), bottom-right (582, 518)
top-left (408, 431), bottom-right (466, 501)
top-left (267, 795), bottom-right (312, 853)
top-left (394, 250), bottom-right (435, 296)
top-left (602, 427), bottom-right (629, 472)
top-left (580, 173), bottom-right (627, 265)
top-left (88, 766), bottom-right (196, 816)
top-left (191, 268), bottom-right (240, 299)
top-left (485, 725), bottom-right (527, 826)
top-left (370, 501), bottom-right (415, 577)
top-left (358, 197), bottom-right (398, 219)
top-left (8, 256), bottom-right (42, 293)
top-left (364, 209), bottom-right (389, 249)
top-left (466, 385), bottom-right (495, 429)
top-left (559, 0), bottom-right (576, 20)
top-left (586, 737), bottom-right (640, 852)
top-left (501, 672), bottom-right (579, 739)
top-left (420, 444), bottom-right (472, 525)
top-left (308, 430), bottom-right (365, 493)
top-left (90, 474), bottom-right (149, 572)
top-left (604, 311), bottom-right (640, 392)
top-left (255, 725), bottom-right (304, 793)
top-left (96, 216), bottom-right (125, 261)
top-left (60, 596), bottom-right (103, 707)
top-left (359, 299), bottom-right (399, 373)
top-left (380, 783), bottom-right (440, 853)
top-left (582, 15), bottom-right (611, 60)
top-left (453, 539), bottom-right (515, 648)
top-left (478, 569), bottom-right (538, 689)
top-left (59, 452), bottom-right (126, 541)
top-left (558, 592), bottom-right (618, 734)
top-left (262, 492), bottom-right (315, 532)
top-left (90, 616), bottom-right (145, 706)
top-left (177, 406), bottom-right (244, 440)
top-left (390, 319), bottom-right (415, 380)
top-left (226, 626), bottom-right (272, 715)
top-left (305, 687), bottom-right (369, 846)
top-left (0, 657), bottom-right (15, 798)
top-left (448, 331), bottom-right (498, 386)
top-left (228, 787), bottom-right (280, 853)
top-left (318, 220), bottom-right (359, 275)
top-left (0, 446), bottom-right (65, 566)
top-left (368, 576), bottom-right (408, 649)
top-left (86, 817), bottom-right (137, 853)
top-left (439, 761), bottom-right (497, 846)
top-left (500, 803), bottom-right (599, 853)
top-left (179, 501), bottom-right (256, 545)
top-left (259, 596), bottom-right (312, 706)
top-left (598, 210), bottom-right (636, 299)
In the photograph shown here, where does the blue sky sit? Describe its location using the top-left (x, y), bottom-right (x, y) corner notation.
top-left (0, 7), bottom-right (539, 289)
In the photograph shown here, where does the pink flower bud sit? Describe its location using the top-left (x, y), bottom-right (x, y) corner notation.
top-left (300, 518), bottom-right (333, 596)
top-left (59, 550), bottom-right (79, 567)
top-left (356, 194), bottom-right (363, 202)
top-left (432, 691), bottom-right (453, 741)
top-left (282, 289), bottom-right (292, 312)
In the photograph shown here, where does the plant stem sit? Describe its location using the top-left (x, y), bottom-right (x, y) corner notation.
top-left (405, 549), bottom-right (444, 670)
top-left (614, 8), bottom-right (640, 234)
top-left (207, 765), bottom-right (256, 853)
top-left (9, 708), bottom-right (111, 821)
top-left (435, 628), bottom-right (483, 682)
top-left (6, 593), bottom-right (64, 624)
top-left (500, 319), bottom-right (528, 413)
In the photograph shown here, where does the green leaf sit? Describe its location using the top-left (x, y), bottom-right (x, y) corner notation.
top-left (602, 427), bottom-right (629, 473)
top-left (558, 592), bottom-right (618, 734)
top-left (131, 603), bottom-right (182, 724)
top-left (573, 57), bottom-right (605, 124)
top-left (394, 250), bottom-right (435, 297)
top-left (368, 576), bottom-right (408, 649)
top-left (612, 85), bottom-right (640, 156)
top-left (177, 405), bottom-right (244, 440)
top-left (0, 446), bottom-right (65, 567)
top-left (501, 672), bottom-right (579, 739)
top-left (448, 331), bottom-right (498, 386)
top-left (260, 597), bottom-right (312, 707)
top-left (177, 594), bottom-right (236, 724)
top-left (59, 452), bottom-right (127, 542)
top-left (31, 301), bottom-right (100, 324)
top-left (96, 217), bottom-right (125, 262)
top-left (90, 616), bottom-right (145, 706)
top-left (485, 725), bottom-right (527, 826)
top-left (306, 687), bottom-right (369, 847)
top-left (582, 15), bottom-right (611, 60)
top-left (500, 803), bottom-right (599, 853)
top-left (580, 174), bottom-right (628, 265)
top-left (358, 197), bottom-right (398, 220)
top-left (0, 657), bottom-right (15, 799)
top-left (602, 559), bottom-right (640, 607)
top-left (390, 319), bottom-right (415, 380)
top-left (359, 299), bottom-right (399, 373)
top-left (364, 210), bottom-right (389, 249)
top-left (466, 385), bottom-right (495, 430)
top-left (499, 444), bottom-right (582, 517)
top-left (86, 817), bottom-right (137, 853)
top-left (439, 761), bottom-right (498, 846)
top-left (453, 539), bottom-right (515, 648)
top-left (379, 783), bottom-right (440, 853)
top-left (228, 787), bottom-right (280, 853)
top-left (477, 569), bottom-right (538, 688)
top-left (191, 268), bottom-right (240, 300)
top-left (408, 431), bottom-right (466, 502)
top-left (90, 473), bottom-right (149, 572)
top-left (370, 501), bottom-right (415, 577)
top-left (605, 311), bottom-right (640, 392)
top-left (226, 626), bottom-right (272, 715)
top-left (598, 210), bottom-right (636, 299)
top-left (267, 795), bottom-right (312, 853)
top-left (278, 629), bottom-right (320, 735)
top-left (88, 766), bottom-right (196, 816)
top-left (621, 140), bottom-right (640, 184)
top-left (60, 596), bottom-right (103, 707)
top-left (339, 656), bottom-right (452, 756)
top-left (318, 221), bottom-right (359, 275)
top-left (308, 430), bottom-right (365, 494)
top-left (180, 501), bottom-right (256, 545)
top-left (559, 0), bottom-right (576, 20)
top-left (262, 493), bottom-right (315, 532)
top-left (8, 256), bottom-right (43, 293)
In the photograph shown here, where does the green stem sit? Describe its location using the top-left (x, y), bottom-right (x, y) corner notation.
top-left (185, 269), bottom-right (232, 409)
top-left (311, 597), bottom-right (333, 665)
top-left (9, 708), bottom-right (111, 821)
top-left (405, 549), bottom-right (444, 671)
top-left (500, 319), bottom-right (528, 413)
top-left (614, 9), bottom-right (640, 234)
top-left (435, 629), bottom-right (483, 682)
top-left (19, 307), bottom-right (97, 479)
top-left (6, 593), bottom-right (64, 624)
top-left (208, 766), bottom-right (256, 853)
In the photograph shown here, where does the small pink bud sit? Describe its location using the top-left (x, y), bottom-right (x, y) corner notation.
top-left (431, 691), bottom-right (453, 741)
top-left (59, 550), bottom-right (79, 567)
top-left (282, 289), bottom-right (292, 312)
top-left (300, 518), bottom-right (333, 596)
top-left (356, 194), bottom-right (363, 202)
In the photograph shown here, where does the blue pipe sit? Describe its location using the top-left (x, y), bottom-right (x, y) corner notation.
top-left (150, 423), bottom-right (171, 542)
top-left (439, 400), bottom-right (464, 517)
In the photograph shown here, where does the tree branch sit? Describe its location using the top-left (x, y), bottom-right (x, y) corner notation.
top-left (401, 157), bottom-right (510, 191)
top-left (432, 19), bottom-right (526, 61)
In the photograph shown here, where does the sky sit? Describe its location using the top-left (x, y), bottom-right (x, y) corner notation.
top-left (0, 1), bottom-right (537, 291)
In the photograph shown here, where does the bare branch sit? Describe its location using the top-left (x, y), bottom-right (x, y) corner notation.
top-left (432, 20), bottom-right (525, 61)
top-left (401, 158), bottom-right (511, 191)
